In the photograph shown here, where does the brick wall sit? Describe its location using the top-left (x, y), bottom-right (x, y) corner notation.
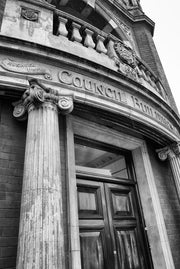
top-left (133, 22), bottom-right (179, 115)
top-left (0, 0), bottom-right (6, 31)
top-left (0, 100), bottom-right (26, 269)
top-left (148, 144), bottom-right (180, 269)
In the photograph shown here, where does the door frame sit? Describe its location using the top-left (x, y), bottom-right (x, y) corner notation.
top-left (65, 115), bottom-right (175, 269)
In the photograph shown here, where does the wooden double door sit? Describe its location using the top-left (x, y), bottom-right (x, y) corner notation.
top-left (77, 176), bottom-right (152, 269)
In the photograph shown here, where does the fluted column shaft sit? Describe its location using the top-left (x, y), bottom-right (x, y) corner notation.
top-left (157, 142), bottom-right (180, 200)
top-left (168, 153), bottom-right (180, 198)
top-left (13, 79), bottom-right (74, 269)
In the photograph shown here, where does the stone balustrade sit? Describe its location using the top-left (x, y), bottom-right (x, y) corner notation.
top-left (55, 10), bottom-right (168, 102)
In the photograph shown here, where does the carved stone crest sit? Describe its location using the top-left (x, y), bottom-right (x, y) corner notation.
top-left (110, 41), bottom-right (139, 81)
top-left (21, 6), bottom-right (39, 22)
top-left (114, 42), bottom-right (137, 68)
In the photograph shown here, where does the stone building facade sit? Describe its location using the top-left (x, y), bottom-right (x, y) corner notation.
top-left (0, 0), bottom-right (180, 268)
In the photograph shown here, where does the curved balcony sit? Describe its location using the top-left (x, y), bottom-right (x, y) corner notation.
top-left (0, 0), bottom-right (168, 104)
top-left (54, 9), bottom-right (168, 102)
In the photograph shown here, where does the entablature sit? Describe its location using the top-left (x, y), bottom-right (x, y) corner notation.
top-left (0, 36), bottom-right (179, 144)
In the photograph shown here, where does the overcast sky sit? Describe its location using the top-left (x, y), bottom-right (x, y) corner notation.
top-left (141, 1), bottom-right (180, 113)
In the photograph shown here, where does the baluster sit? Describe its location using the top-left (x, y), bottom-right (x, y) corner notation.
top-left (96, 35), bottom-right (107, 54)
top-left (84, 28), bottom-right (95, 49)
top-left (106, 39), bottom-right (119, 63)
top-left (71, 22), bottom-right (82, 43)
top-left (57, 16), bottom-right (68, 38)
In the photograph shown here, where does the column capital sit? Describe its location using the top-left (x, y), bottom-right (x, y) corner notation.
top-left (13, 79), bottom-right (74, 120)
top-left (156, 141), bottom-right (180, 161)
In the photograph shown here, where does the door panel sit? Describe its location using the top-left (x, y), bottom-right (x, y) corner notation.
top-left (80, 230), bottom-right (105, 269)
top-left (115, 228), bottom-right (143, 269)
top-left (105, 183), bottom-right (134, 218)
top-left (78, 183), bottom-right (103, 219)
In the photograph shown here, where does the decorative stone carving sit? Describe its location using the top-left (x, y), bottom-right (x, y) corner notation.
top-left (171, 141), bottom-right (180, 155)
top-left (58, 96), bottom-right (74, 114)
top-left (156, 142), bottom-right (180, 161)
top-left (119, 22), bottom-right (133, 40)
top-left (1, 59), bottom-right (52, 80)
top-left (13, 101), bottom-right (27, 121)
top-left (13, 79), bottom-right (74, 120)
top-left (114, 41), bottom-right (137, 68)
top-left (156, 146), bottom-right (172, 161)
top-left (21, 6), bottom-right (39, 22)
top-left (112, 41), bottom-right (139, 81)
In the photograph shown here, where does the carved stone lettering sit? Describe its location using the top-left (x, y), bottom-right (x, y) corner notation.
top-left (21, 6), bottom-right (39, 22)
top-left (58, 68), bottom-right (178, 136)
top-left (58, 69), bottom-right (127, 104)
top-left (1, 59), bottom-right (52, 80)
top-left (120, 22), bottom-right (133, 40)
top-left (131, 95), bottom-right (178, 134)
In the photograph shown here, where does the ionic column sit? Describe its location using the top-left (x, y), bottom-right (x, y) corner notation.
top-left (13, 79), bottom-right (73, 269)
top-left (157, 142), bottom-right (180, 199)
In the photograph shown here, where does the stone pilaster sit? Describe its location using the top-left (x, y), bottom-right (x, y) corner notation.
top-left (157, 142), bottom-right (180, 199)
top-left (13, 79), bottom-right (73, 269)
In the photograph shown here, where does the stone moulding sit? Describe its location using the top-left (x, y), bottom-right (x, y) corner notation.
top-left (0, 59), bottom-right (52, 80)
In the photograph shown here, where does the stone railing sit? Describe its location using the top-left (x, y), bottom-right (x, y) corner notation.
top-left (54, 9), bottom-right (169, 102)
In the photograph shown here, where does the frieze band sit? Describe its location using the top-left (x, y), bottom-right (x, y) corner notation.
top-left (58, 68), bottom-right (179, 135)
top-left (0, 57), bottom-right (178, 136)
top-left (58, 69), bottom-right (127, 104)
